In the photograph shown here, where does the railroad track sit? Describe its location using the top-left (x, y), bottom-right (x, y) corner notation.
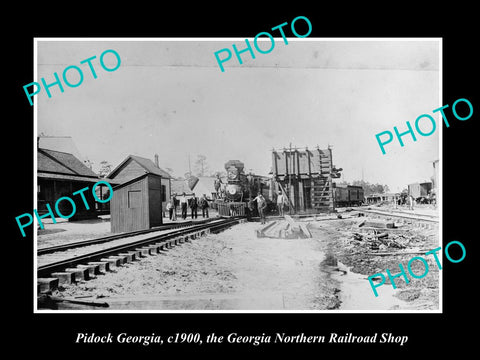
top-left (37, 218), bottom-right (214, 256)
top-left (354, 207), bottom-right (439, 226)
top-left (355, 208), bottom-right (438, 223)
top-left (37, 217), bottom-right (244, 293)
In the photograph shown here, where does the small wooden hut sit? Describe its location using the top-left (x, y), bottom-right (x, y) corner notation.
top-left (110, 173), bottom-right (163, 233)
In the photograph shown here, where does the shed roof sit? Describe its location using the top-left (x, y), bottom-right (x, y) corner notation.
top-left (38, 136), bottom-right (85, 161)
top-left (111, 172), bottom-right (162, 190)
top-left (38, 172), bottom-right (104, 183)
top-left (38, 148), bottom-right (99, 178)
top-left (108, 155), bottom-right (172, 179)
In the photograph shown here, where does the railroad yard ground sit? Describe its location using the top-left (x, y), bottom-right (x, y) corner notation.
top-left (39, 204), bottom-right (439, 311)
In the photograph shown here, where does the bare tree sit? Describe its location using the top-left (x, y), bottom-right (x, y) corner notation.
top-left (98, 160), bottom-right (112, 178)
top-left (193, 154), bottom-right (209, 177)
top-left (165, 167), bottom-right (175, 177)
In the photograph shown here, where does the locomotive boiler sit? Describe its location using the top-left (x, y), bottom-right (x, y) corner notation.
top-left (224, 160), bottom-right (247, 201)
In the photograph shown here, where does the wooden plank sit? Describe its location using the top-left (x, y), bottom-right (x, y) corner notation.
top-left (367, 250), bottom-right (431, 256)
top-left (284, 215), bottom-right (300, 230)
top-left (272, 151), bottom-right (278, 176)
top-left (299, 223), bottom-right (312, 238)
top-left (277, 182), bottom-right (294, 210)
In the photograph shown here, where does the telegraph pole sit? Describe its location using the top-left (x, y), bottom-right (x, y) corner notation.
top-left (289, 142), bottom-right (293, 214)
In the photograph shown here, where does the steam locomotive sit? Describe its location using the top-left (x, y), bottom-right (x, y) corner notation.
top-left (215, 160), bottom-right (272, 216)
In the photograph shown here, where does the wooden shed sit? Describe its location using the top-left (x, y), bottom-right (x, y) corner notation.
top-left (107, 154), bottom-right (172, 215)
top-left (110, 173), bottom-right (163, 233)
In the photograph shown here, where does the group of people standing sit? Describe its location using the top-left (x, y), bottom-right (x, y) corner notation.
top-left (250, 190), bottom-right (286, 224)
top-left (166, 189), bottom-right (287, 224)
top-left (166, 192), bottom-right (210, 220)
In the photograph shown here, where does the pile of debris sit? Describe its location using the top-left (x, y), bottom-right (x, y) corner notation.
top-left (256, 215), bottom-right (312, 239)
top-left (347, 218), bottom-right (414, 251)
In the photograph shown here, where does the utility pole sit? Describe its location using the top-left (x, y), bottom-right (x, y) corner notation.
top-left (289, 142), bottom-right (293, 214)
top-left (328, 145), bottom-right (335, 213)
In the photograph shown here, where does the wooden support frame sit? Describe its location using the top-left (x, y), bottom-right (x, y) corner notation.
top-left (272, 146), bottom-right (336, 213)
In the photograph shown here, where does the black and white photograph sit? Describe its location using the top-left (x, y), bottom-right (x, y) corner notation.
top-left (33, 38), bottom-right (441, 312)
top-left (8, 7), bottom-right (477, 356)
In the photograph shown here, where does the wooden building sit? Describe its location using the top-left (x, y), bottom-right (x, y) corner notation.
top-left (37, 147), bottom-right (104, 220)
top-left (408, 182), bottom-right (432, 200)
top-left (272, 146), bottom-right (340, 213)
top-left (107, 154), bottom-right (172, 214)
top-left (110, 173), bottom-right (163, 233)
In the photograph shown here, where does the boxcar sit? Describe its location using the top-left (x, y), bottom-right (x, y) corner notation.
top-left (408, 182), bottom-right (432, 200)
top-left (334, 184), bottom-right (364, 207)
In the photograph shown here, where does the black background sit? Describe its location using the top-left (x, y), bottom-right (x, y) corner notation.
top-left (6, 4), bottom-right (477, 356)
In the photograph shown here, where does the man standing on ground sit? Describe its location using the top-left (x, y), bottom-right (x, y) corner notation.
top-left (199, 194), bottom-right (209, 218)
top-left (276, 190), bottom-right (285, 217)
top-left (166, 199), bottom-right (173, 220)
top-left (253, 192), bottom-right (267, 224)
top-left (180, 192), bottom-right (188, 219)
top-left (171, 193), bottom-right (177, 221)
top-left (408, 194), bottom-right (415, 211)
top-left (190, 193), bottom-right (198, 219)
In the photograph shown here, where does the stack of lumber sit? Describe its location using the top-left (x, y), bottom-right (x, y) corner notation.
top-left (256, 215), bottom-right (312, 239)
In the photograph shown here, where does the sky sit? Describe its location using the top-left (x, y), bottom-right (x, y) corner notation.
top-left (36, 39), bottom-right (440, 192)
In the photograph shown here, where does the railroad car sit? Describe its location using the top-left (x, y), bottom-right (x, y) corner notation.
top-left (408, 182), bottom-right (432, 201)
top-left (333, 184), bottom-right (364, 207)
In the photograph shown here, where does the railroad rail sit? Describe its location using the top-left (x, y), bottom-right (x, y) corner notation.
top-left (37, 217), bottom-right (244, 292)
top-left (355, 207), bottom-right (438, 223)
top-left (38, 218), bottom-right (215, 256)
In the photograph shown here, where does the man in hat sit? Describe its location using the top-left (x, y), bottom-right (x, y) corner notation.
top-left (253, 191), bottom-right (267, 224)
top-left (189, 192), bottom-right (198, 219)
top-left (180, 192), bottom-right (188, 219)
top-left (199, 194), bottom-right (209, 218)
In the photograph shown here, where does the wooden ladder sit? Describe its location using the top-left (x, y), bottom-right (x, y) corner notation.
top-left (312, 151), bottom-right (333, 210)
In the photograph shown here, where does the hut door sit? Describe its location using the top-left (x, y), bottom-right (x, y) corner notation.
top-left (149, 188), bottom-right (162, 227)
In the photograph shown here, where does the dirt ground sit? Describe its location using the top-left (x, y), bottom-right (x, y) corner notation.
top-left (52, 222), bottom-right (338, 310)
top-left (37, 217), bottom-right (112, 248)
top-left (307, 215), bottom-right (439, 309)
top-left (49, 213), bottom-right (439, 311)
